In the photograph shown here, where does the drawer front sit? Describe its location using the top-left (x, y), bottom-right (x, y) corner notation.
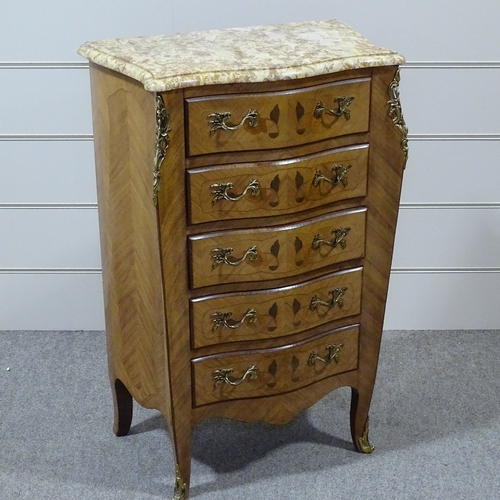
top-left (192, 325), bottom-right (359, 406)
top-left (186, 78), bottom-right (370, 155)
top-left (189, 209), bottom-right (366, 288)
top-left (191, 267), bottom-right (362, 348)
top-left (188, 145), bottom-right (368, 224)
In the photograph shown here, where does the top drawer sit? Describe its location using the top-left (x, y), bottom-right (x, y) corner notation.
top-left (186, 78), bottom-right (371, 156)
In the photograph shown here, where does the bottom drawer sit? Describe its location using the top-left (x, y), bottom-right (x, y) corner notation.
top-left (192, 325), bottom-right (359, 407)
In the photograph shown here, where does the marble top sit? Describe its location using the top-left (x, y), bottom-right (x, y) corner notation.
top-left (78, 19), bottom-right (404, 92)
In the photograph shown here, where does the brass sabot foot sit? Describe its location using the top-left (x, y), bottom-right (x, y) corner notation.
top-left (172, 464), bottom-right (187, 500)
top-left (357, 417), bottom-right (375, 454)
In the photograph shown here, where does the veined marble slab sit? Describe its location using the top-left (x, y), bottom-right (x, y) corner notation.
top-left (78, 19), bottom-right (404, 92)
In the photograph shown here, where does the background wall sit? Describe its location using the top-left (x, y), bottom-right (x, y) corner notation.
top-left (1, 1), bottom-right (499, 330)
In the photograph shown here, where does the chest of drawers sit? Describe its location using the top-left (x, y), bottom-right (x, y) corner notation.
top-left (79, 20), bottom-right (407, 499)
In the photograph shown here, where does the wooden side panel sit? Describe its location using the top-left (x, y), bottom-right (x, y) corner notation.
top-left (89, 65), bottom-right (169, 420)
top-left (351, 66), bottom-right (406, 442)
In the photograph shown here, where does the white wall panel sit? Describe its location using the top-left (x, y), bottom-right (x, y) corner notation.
top-left (401, 140), bottom-right (500, 203)
top-left (392, 208), bottom-right (500, 268)
top-left (0, 69), bottom-right (91, 135)
top-left (0, 141), bottom-right (96, 204)
top-left (3, 271), bottom-right (499, 331)
top-left (1, 0), bottom-right (174, 61)
top-left (171, 0), bottom-right (500, 61)
top-left (400, 68), bottom-right (500, 134)
top-left (0, 273), bottom-right (104, 330)
top-left (1, 1), bottom-right (499, 331)
top-left (0, 209), bottom-right (100, 269)
top-left (3, 0), bottom-right (499, 63)
top-left (385, 272), bottom-right (500, 330)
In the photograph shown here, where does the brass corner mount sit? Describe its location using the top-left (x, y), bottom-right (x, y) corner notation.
top-left (388, 69), bottom-right (409, 168)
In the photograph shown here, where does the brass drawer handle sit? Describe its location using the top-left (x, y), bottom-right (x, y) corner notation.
top-left (314, 96), bottom-right (354, 121)
top-left (312, 227), bottom-right (351, 250)
top-left (211, 308), bottom-right (258, 332)
top-left (308, 344), bottom-right (343, 367)
top-left (213, 365), bottom-right (258, 388)
top-left (212, 246), bottom-right (258, 269)
top-left (312, 164), bottom-right (351, 188)
top-left (208, 109), bottom-right (259, 134)
top-left (211, 179), bottom-right (260, 204)
top-left (310, 287), bottom-right (347, 311)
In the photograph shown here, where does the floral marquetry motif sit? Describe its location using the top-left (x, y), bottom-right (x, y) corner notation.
top-left (291, 355), bottom-right (301, 382)
top-left (296, 101), bottom-right (306, 135)
top-left (269, 239), bottom-right (281, 271)
top-left (270, 174), bottom-right (281, 194)
top-left (267, 302), bottom-right (279, 332)
top-left (267, 360), bottom-right (278, 388)
top-left (269, 104), bottom-right (281, 139)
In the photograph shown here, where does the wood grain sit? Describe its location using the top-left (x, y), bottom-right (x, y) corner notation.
top-left (191, 366), bottom-right (357, 426)
top-left (191, 267), bottom-right (362, 348)
top-left (349, 66), bottom-right (406, 451)
top-left (155, 88), bottom-right (193, 496)
top-left (189, 208), bottom-right (366, 288)
top-left (89, 62), bottom-right (406, 499)
top-left (192, 325), bottom-right (359, 406)
top-left (89, 64), bottom-right (170, 429)
top-left (186, 78), bottom-right (371, 155)
top-left (188, 144), bottom-right (368, 224)
top-left (184, 68), bottom-right (372, 99)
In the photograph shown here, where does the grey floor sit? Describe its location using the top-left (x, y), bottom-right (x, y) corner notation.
top-left (1, 329), bottom-right (499, 500)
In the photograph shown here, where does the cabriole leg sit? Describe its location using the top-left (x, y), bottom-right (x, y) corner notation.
top-left (112, 378), bottom-right (133, 437)
top-left (350, 387), bottom-right (375, 454)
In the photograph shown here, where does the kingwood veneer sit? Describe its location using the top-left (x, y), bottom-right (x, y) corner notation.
top-left (78, 20), bottom-right (408, 499)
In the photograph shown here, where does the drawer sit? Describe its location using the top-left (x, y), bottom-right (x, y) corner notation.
top-left (191, 267), bottom-right (362, 348)
top-left (188, 145), bottom-right (368, 224)
top-left (186, 78), bottom-right (370, 155)
top-left (189, 209), bottom-right (366, 288)
top-left (192, 324), bottom-right (359, 406)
